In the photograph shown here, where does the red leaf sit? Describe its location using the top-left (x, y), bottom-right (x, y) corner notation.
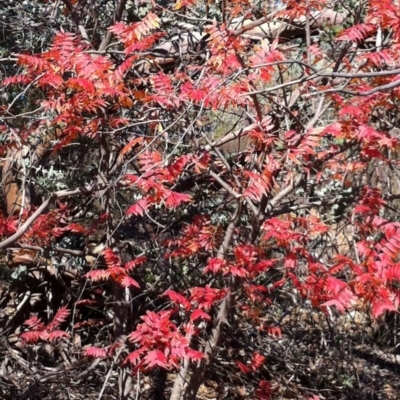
top-left (120, 137), bottom-right (143, 155)
top-left (119, 275), bottom-right (140, 288)
top-left (251, 352), bottom-right (266, 370)
top-left (124, 348), bottom-right (146, 366)
top-left (2, 75), bottom-right (33, 86)
top-left (164, 191), bottom-right (192, 209)
top-left (103, 248), bottom-right (121, 268)
top-left (189, 286), bottom-right (227, 310)
top-left (190, 309), bottom-right (211, 321)
top-left (0, 218), bottom-right (17, 236)
top-left (185, 348), bottom-right (204, 361)
top-left (143, 350), bottom-right (168, 369)
top-left (236, 361), bottom-right (251, 374)
top-left (336, 23), bottom-right (375, 42)
top-left (167, 155), bottom-right (190, 178)
top-left (83, 347), bottom-right (108, 359)
top-left (84, 269), bottom-right (110, 282)
top-left (47, 306), bottom-right (70, 331)
top-left (204, 258), bottom-right (226, 274)
top-left (20, 331), bottom-right (45, 344)
top-left (24, 315), bottom-right (45, 331)
top-left (127, 197), bottom-right (149, 216)
top-left (263, 326), bottom-right (282, 338)
top-left (229, 266), bottom-right (248, 277)
top-left (67, 77), bottom-right (95, 93)
top-left (138, 151), bottom-right (162, 172)
top-left (124, 256), bottom-right (147, 271)
top-left (164, 289), bottom-right (191, 311)
top-left (255, 380), bottom-right (272, 400)
top-left (47, 330), bottom-right (70, 342)
top-left (322, 277), bottom-right (356, 313)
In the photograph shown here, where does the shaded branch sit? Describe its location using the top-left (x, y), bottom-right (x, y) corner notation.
top-left (98, 0), bottom-right (127, 52)
top-left (0, 183), bottom-right (105, 251)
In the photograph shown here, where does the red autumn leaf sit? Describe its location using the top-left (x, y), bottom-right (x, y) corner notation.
top-left (47, 330), bottom-right (70, 342)
top-left (229, 266), bottom-right (248, 277)
top-left (24, 315), bottom-right (45, 331)
top-left (143, 350), bottom-right (168, 369)
top-left (124, 348), bottom-right (146, 366)
top-left (263, 326), bottom-right (282, 338)
top-left (127, 197), bottom-right (149, 216)
top-left (124, 255), bottom-right (147, 271)
top-left (67, 77), bottom-right (95, 93)
top-left (204, 258), bottom-right (226, 274)
top-left (20, 331), bottom-right (47, 344)
top-left (190, 309), bottom-right (211, 322)
top-left (236, 361), bottom-right (251, 374)
top-left (164, 191), bottom-right (192, 209)
top-left (250, 352), bottom-right (266, 370)
top-left (164, 289), bottom-right (191, 310)
top-left (47, 306), bottom-right (70, 331)
top-left (0, 218), bottom-right (17, 236)
top-left (120, 275), bottom-right (140, 288)
top-left (83, 347), bottom-right (108, 359)
top-left (103, 249), bottom-right (121, 268)
top-left (120, 137), bottom-right (143, 155)
top-left (84, 269), bottom-right (111, 282)
top-left (184, 348), bottom-right (204, 362)
top-left (255, 380), bottom-right (272, 400)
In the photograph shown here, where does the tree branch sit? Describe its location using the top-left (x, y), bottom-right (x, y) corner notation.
top-left (0, 183), bottom-right (103, 251)
top-left (98, 0), bottom-right (127, 52)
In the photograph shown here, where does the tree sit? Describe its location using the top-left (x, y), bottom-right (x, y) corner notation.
top-left (1, 0), bottom-right (400, 399)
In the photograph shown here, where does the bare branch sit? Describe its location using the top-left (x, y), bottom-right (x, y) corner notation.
top-left (98, 0), bottom-right (128, 52)
top-left (0, 183), bottom-right (104, 250)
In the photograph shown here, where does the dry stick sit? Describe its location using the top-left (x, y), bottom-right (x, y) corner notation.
top-left (305, 0), bottom-right (311, 65)
top-left (0, 197), bottom-right (51, 250)
top-left (208, 171), bottom-right (241, 199)
top-left (231, 9), bottom-right (346, 38)
top-left (204, 124), bottom-right (250, 151)
top-left (242, 73), bottom-right (317, 97)
top-left (135, 370), bottom-right (141, 400)
top-left (6, 73), bottom-right (45, 113)
top-left (212, 157), bottom-right (259, 217)
top-left (320, 69), bottom-right (400, 78)
top-left (183, 285), bottom-right (234, 400)
top-left (98, 0), bottom-right (127, 52)
top-left (265, 174), bottom-right (303, 215)
top-left (335, 78), bottom-right (400, 96)
top-left (50, 0), bottom-right (60, 19)
top-left (204, 87), bottom-right (300, 152)
top-left (97, 347), bottom-right (124, 400)
top-left (60, 0), bottom-right (90, 40)
top-left (0, 57), bottom-right (18, 63)
top-left (231, 10), bottom-right (280, 37)
top-left (306, 96), bottom-right (328, 130)
top-left (0, 291), bottom-right (31, 335)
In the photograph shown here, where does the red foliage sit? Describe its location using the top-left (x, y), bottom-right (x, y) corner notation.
top-left (83, 347), bottom-right (108, 359)
top-left (4, 0), bottom-right (400, 397)
top-left (125, 310), bottom-right (204, 370)
top-left (255, 380), bottom-right (272, 400)
top-left (85, 249), bottom-right (140, 288)
top-left (21, 307), bottom-right (70, 344)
